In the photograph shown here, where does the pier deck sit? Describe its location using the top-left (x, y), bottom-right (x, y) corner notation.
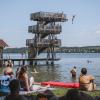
top-left (2, 58), bottom-right (60, 65)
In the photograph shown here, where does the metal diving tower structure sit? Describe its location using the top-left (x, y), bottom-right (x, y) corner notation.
top-left (26, 11), bottom-right (67, 65)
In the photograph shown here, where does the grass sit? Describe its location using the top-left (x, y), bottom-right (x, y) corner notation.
top-left (52, 88), bottom-right (100, 97)
top-left (30, 88), bottom-right (100, 97)
top-left (0, 87), bottom-right (100, 97)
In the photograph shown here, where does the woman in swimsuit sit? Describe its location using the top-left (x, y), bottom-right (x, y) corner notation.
top-left (17, 66), bottom-right (34, 91)
top-left (3, 64), bottom-right (14, 78)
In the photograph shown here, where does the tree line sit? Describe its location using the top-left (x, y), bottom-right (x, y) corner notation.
top-left (3, 46), bottom-right (100, 53)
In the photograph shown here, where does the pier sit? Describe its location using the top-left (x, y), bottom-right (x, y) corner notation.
top-left (2, 58), bottom-right (60, 66)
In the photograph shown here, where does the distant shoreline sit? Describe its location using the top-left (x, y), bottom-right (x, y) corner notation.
top-left (4, 46), bottom-right (100, 53)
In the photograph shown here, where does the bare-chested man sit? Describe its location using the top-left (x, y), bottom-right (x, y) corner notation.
top-left (79, 68), bottom-right (96, 91)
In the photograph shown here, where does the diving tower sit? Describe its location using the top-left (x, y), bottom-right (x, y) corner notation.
top-left (26, 11), bottom-right (67, 65)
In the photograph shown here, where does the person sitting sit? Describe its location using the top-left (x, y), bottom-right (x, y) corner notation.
top-left (36, 93), bottom-right (48, 100)
top-left (17, 66), bottom-right (34, 91)
top-left (3, 64), bottom-right (14, 78)
top-left (4, 79), bottom-right (28, 100)
top-left (16, 67), bottom-right (21, 78)
top-left (59, 89), bottom-right (95, 100)
top-left (79, 68), bottom-right (96, 91)
top-left (70, 66), bottom-right (77, 78)
top-left (37, 90), bottom-right (58, 100)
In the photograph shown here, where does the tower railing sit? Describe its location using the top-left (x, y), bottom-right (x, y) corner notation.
top-left (30, 12), bottom-right (66, 22)
top-left (26, 39), bottom-right (61, 47)
top-left (28, 24), bottom-right (62, 34)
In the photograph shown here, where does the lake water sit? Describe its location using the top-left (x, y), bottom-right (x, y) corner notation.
top-left (2, 53), bottom-right (100, 88)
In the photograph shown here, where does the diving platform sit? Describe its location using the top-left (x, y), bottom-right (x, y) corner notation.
top-left (26, 11), bottom-right (66, 65)
top-left (30, 12), bottom-right (66, 22)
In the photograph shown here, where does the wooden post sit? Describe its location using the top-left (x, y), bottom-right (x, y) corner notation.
top-left (22, 60), bottom-right (25, 65)
top-left (19, 61), bottom-right (21, 66)
top-left (29, 60), bottom-right (33, 65)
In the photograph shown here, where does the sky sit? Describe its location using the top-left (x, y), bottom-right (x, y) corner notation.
top-left (0, 0), bottom-right (100, 47)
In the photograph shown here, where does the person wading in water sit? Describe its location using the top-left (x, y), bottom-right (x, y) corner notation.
top-left (70, 66), bottom-right (77, 78)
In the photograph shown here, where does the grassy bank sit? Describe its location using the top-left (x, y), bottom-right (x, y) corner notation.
top-left (52, 88), bottom-right (100, 97)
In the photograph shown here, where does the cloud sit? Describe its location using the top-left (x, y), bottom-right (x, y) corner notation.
top-left (95, 24), bottom-right (100, 34)
top-left (96, 30), bottom-right (100, 34)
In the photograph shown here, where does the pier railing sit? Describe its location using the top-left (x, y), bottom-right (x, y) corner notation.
top-left (1, 58), bottom-right (60, 66)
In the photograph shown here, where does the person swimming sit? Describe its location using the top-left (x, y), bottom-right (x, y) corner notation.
top-left (31, 68), bottom-right (39, 74)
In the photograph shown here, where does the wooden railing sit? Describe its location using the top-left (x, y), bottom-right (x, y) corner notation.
top-left (28, 24), bottom-right (62, 34)
top-left (26, 39), bottom-right (61, 47)
top-left (30, 12), bottom-right (66, 22)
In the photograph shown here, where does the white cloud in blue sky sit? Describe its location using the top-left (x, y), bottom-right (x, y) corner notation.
top-left (0, 0), bottom-right (100, 47)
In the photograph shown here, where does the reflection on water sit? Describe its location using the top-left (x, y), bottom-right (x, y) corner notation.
top-left (28, 64), bottom-right (61, 82)
top-left (1, 53), bottom-right (100, 88)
